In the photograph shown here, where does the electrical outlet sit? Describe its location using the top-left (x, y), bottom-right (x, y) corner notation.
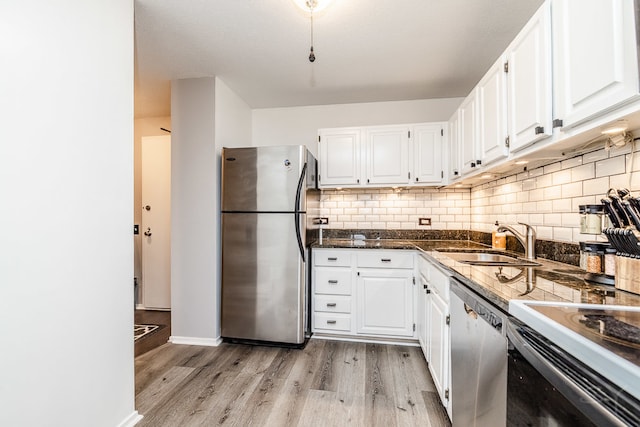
top-left (419, 218), bottom-right (431, 226)
top-left (314, 217), bottom-right (329, 225)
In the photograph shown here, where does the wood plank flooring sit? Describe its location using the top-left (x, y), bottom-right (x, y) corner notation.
top-left (135, 339), bottom-right (451, 427)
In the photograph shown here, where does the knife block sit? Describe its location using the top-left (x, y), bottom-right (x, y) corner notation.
top-left (615, 256), bottom-right (640, 295)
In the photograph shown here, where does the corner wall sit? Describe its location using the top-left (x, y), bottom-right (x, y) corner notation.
top-left (170, 77), bottom-right (219, 343)
top-left (0, 1), bottom-right (137, 426)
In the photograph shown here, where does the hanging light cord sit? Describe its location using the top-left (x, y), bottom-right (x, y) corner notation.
top-left (308, 1), bottom-right (316, 62)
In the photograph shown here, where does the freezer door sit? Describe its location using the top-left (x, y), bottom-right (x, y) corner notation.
top-left (221, 212), bottom-right (307, 344)
top-left (221, 146), bottom-right (309, 212)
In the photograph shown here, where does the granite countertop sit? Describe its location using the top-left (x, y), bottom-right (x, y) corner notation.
top-left (312, 238), bottom-right (640, 313)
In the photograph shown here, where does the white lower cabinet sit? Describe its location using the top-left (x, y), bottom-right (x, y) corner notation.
top-left (417, 255), bottom-right (452, 419)
top-left (356, 269), bottom-right (414, 337)
top-left (312, 248), bottom-right (415, 339)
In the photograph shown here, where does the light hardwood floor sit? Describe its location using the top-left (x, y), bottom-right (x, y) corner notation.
top-left (135, 339), bottom-right (451, 427)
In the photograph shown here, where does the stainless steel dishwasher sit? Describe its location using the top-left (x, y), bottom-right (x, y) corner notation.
top-left (450, 278), bottom-right (507, 427)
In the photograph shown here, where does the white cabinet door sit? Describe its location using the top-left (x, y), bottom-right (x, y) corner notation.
top-left (318, 128), bottom-right (361, 187)
top-left (506, 1), bottom-right (552, 152)
top-left (365, 126), bottom-right (410, 185)
top-left (478, 56), bottom-right (509, 166)
top-left (459, 90), bottom-right (479, 175)
top-left (412, 123), bottom-right (444, 184)
top-left (356, 269), bottom-right (414, 337)
top-left (448, 111), bottom-right (461, 180)
top-left (416, 273), bottom-right (429, 358)
top-left (553, 0), bottom-right (639, 129)
top-left (428, 288), bottom-right (449, 407)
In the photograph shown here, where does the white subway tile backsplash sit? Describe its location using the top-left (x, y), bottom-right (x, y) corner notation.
top-left (583, 149), bottom-right (609, 164)
top-left (561, 182), bottom-right (582, 198)
top-left (552, 169), bottom-right (572, 186)
top-left (544, 162), bottom-right (562, 174)
top-left (553, 227), bottom-right (573, 242)
top-left (571, 163), bottom-right (595, 182)
top-left (596, 156), bottom-right (626, 177)
top-left (561, 156), bottom-right (583, 169)
top-left (552, 198), bottom-right (572, 213)
top-left (322, 146), bottom-right (628, 244)
top-left (543, 186), bottom-right (562, 200)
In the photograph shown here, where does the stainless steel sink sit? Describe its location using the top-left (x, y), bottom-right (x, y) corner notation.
top-left (440, 251), bottom-right (541, 267)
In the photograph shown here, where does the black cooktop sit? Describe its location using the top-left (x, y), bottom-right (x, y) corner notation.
top-left (531, 305), bottom-right (640, 369)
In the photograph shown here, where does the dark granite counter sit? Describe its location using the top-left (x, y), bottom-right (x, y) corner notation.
top-left (312, 238), bottom-right (640, 313)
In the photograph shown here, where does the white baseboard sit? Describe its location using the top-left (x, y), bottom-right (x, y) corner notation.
top-left (117, 411), bottom-right (143, 427)
top-left (169, 336), bottom-right (222, 346)
top-left (311, 334), bottom-right (420, 347)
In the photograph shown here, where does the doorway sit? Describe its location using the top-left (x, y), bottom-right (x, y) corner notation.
top-left (141, 135), bottom-right (171, 310)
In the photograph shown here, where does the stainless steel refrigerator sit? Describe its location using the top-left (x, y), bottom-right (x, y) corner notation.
top-left (220, 145), bottom-right (319, 345)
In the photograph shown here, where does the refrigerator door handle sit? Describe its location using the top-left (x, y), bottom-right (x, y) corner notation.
top-left (294, 162), bottom-right (307, 262)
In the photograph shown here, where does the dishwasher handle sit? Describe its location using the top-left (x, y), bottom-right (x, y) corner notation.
top-left (450, 278), bottom-right (504, 332)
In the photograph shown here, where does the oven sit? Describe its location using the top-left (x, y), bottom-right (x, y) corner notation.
top-left (506, 305), bottom-right (640, 427)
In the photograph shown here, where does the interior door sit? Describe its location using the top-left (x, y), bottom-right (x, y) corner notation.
top-left (141, 135), bottom-right (171, 310)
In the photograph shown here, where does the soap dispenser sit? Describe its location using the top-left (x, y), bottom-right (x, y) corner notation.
top-left (492, 221), bottom-right (506, 250)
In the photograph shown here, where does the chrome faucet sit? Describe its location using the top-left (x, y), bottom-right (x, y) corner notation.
top-left (496, 222), bottom-right (537, 260)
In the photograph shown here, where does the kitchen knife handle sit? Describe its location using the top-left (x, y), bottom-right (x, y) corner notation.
top-left (623, 201), bottom-right (640, 230)
top-left (601, 198), bottom-right (622, 228)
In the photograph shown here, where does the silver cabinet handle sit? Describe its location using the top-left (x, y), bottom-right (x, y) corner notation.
top-left (328, 257), bottom-right (338, 261)
top-left (328, 280), bottom-right (338, 284)
top-left (326, 303), bottom-right (337, 307)
top-left (381, 258), bottom-right (391, 262)
top-left (327, 320), bottom-right (337, 324)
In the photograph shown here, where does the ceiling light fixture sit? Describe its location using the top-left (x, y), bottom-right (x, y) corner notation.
top-left (293, 0), bottom-right (333, 62)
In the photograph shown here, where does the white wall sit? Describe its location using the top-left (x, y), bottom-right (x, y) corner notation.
top-left (251, 98), bottom-right (463, 156)
top-left (171, 77), bottom-right (220, 343)
top-left (0, 1), bottom-right (137, 426)
top-left (215, 77), bottom-right (252, 148)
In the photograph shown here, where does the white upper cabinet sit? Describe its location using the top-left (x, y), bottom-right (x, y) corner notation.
top-left (552, 0), bottom-right (639, 129)
top-left (318, 128), bottom-right (361, 187)
top-left (318, 123), bottom-right (445, 188)
top-left (506, 1), bottom-right (552, 152)
top-left (365, 125), bottom-right (410, 185)
top-left (412, 123), bottom-right (444, 184)
top-left (477, 56), bottom-right (509, 166)
top-left (459, 89), bottom-right (479, 175)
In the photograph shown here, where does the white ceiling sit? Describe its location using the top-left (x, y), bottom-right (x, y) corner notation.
top-left (134, 0), bottom-right (544, 118)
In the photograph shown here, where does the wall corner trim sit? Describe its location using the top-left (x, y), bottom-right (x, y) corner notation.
top-left (117, 411), bottom-right (143, 427)
top-left (169, 336), bottom-right (223, 347)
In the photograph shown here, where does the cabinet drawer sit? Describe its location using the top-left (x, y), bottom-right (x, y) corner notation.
top-left (357, 250), bottom-right (414, 269)
top-left (313, 249), bottom-right (352, 267)
top-left (314, 268), bottom-right (352, 295)
top-left (313, 313), bottom-right (351, 332)
top-left (314, 295), bottom-right (351, 314)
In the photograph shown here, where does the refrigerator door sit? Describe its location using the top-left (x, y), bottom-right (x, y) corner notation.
top-left (222, 146), bottom-right (309, 212)
top-left (221, 212), bottom-right (307, 344)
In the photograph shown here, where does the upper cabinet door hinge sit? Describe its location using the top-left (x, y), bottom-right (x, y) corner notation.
top-left (503, 61), bottom-right (509, 73)
top-left (505, 136), bottom-right (510, 147)
top-left (408, 130), bottom-right (411, 138)
top-left (441, 128), bottom-right (444, 136)
top-left (318, 135), bottom-right (321, 142)
top-left (413, 323), bottom-right (416, 332)
top-left (441, 170), bottom-right (444, 179)
top-left (446, 314), bottom-right (451, 326)
top-left (412, 276), bottom-right (416, 285)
